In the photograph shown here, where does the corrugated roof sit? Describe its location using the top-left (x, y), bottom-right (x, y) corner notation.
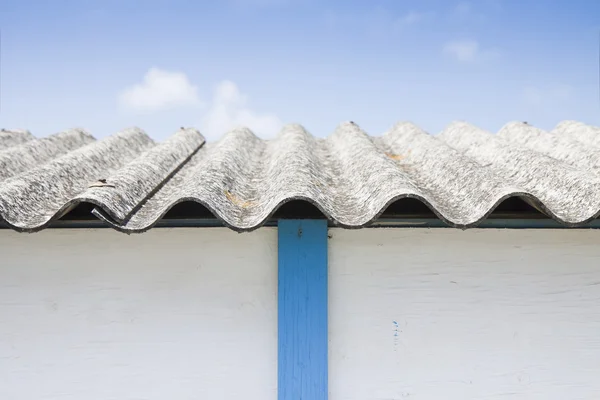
top-left (0, 121), bottom-right (599, 233)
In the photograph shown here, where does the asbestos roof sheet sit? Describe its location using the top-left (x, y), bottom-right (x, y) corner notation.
top-left (0, 121), bottom-right (599, 233)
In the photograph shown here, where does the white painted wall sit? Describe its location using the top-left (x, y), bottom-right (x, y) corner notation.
top-left (3, 227), bottom-right (600, 399)
top-left (329, 229), bottom-right (600, 400)
top-left (0, 228), bottom-right (278, 400)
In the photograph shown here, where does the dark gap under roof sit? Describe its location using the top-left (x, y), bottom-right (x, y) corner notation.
top-left (57, 197), bottom-right (553, 224)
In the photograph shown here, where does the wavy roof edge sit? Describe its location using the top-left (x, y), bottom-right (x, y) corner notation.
top-left (2, 119), bottom-right (591, 141)
top-left (1, 120), bottom-right (600, 233)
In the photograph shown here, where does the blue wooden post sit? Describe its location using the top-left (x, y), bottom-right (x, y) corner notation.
top-left (278, 219), bottom-right (328, 400)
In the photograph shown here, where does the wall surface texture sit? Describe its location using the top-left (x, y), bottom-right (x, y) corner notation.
top-left (0, 228), bottom-right (278, 400)
top-left (2, 227), bottom-right (600, 399)
top-left (329, 229), bottom-right (600, 400)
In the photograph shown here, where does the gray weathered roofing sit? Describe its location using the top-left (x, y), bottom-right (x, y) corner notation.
top-left (0, 121), bottom-right (599, 233)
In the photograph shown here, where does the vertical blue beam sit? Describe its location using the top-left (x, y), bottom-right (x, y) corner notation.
top-left (278, 219), bottom-right (328, 400)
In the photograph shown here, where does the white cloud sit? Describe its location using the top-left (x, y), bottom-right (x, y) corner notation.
top-left (201, 80), bottom-right (283, 140)
top-left (118, 69), bottom-right (282, 140)
top-left (118, 68), bottom-right (201, 113)
top-left (443, 40), bottom-right (500, 63)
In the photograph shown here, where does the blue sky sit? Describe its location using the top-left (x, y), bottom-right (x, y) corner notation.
top-left (1, 0), bottom-right (599, 140)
